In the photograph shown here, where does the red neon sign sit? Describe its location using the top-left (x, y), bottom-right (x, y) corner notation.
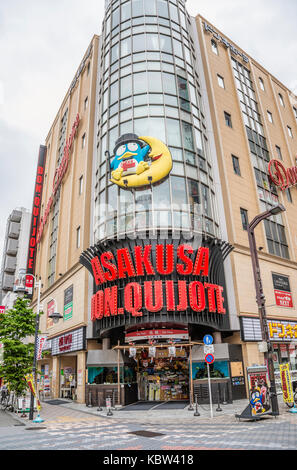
top-left (90, 244), bottom-right (226, 321)
top-left (26, 146), bottom-right (47, 285)
top-left (268, 159), bottom-right (297, 191)
top-left (37, 113), bottom-right (80, 243)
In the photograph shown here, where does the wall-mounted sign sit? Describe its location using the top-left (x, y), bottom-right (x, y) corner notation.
top-left (203, 21), bottom-right (249, 63)
top-left (268, 159), bottom-right (297, 191)
top-left (64, 285), bottom-right (73, 321)
top-left (110, 133), bottom-right (172, 189)
top-left (51, 327), bottom-right (86, 356)
top-left (272, 273), bottom-right (293, 308)
top-left (26, 146), bottom-right (47, 282)
top-left (125, 329), bottom-right (189, 343)
top-left (25, 274), bottom-right (34, 296)
top-left (37, 114), bottom-right (80, 243)
top-left (241, 316), bottom-right (297, 342)
top-left (0, 307), bottom-right (5, 314)
top-left (90, 244), bottom-right (226, 321)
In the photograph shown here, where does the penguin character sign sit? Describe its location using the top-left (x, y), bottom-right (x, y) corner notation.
top-left (110, 133), bottom-right (173, 189)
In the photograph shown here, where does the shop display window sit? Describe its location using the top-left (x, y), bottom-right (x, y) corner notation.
top-left (191, 361), bottom-right (229, 380)
top-left (88, 366), bottom-right (136, 385)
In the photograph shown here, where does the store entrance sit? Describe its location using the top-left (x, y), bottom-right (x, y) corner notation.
top-left (137, 346), bottom-right (189, 402)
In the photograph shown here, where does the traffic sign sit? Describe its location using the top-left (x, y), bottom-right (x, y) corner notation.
top-left (204, 344), bottom-right (214, 355)
top-left (203, 335), bottom-right (213, 346)
top-left (205, 353), bottom-right (215, 364)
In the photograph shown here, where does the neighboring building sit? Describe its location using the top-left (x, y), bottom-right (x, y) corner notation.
top-left (196, 16), bottom-right (297, 393)
top-left (0, 207), bottom-right (31, 310)
top-left (31, 35), bottom-right (99, 403)
top-left (31, 0), bottom-right (297, 407)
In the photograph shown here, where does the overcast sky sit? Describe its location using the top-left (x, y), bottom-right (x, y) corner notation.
top-left (0, 0), bottom-right (296, 267)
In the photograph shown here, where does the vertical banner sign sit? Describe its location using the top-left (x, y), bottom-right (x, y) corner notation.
top-left (272, 273), bottom-right (293, 308)
top-left (279, 363), bottom-right (294, 404)
top-left (64, 285), bottom-right (73, 321)
top-left (26, 145), bottom-right (47, 297)
top-left (25, 374), bottom-right (41, 411)
top-left (37, 336), bottom-right (47, 360)
top-left (0, 306), bottom-right (5, 314)
top-left (47, 300), bottom-right (55, 329)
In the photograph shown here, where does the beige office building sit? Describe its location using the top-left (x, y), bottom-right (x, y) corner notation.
top-left (196, 15), bottom-right (297, 392)
top-left (31, 35), bottom-right (99, 404)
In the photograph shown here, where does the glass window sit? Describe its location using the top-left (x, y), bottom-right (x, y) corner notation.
top-left (112, 7), bottom-right (120, 28)
top-left (135, 189), bottom-right (152, 212)
top-left (160, 34), bottom-right (172, 54)
top-left (110, 81), bottom-right (119, 104)
top-left (259, 77), bottom-right (265, 91)
top-left (169, 3), bottom-right (179, 22)
top-left (132, 0), bottom-right (144, 16)
top-left (188, 179), bottom-right (200, 211)
top-left (287, 126), bottom-right (293, 138)
top-left (201, 184), bottom-right (212, 218)
top-left (182, 121), bottom-right (194, 151)
top-left (173, 39), bottom-right (183, 58)
top-left (121, 1), bottom-right (131, 22)
top-left (157, 0), bottom-right (168, 17)
top-left (240, 208), bottom-right (248, 231)
top-left (211, 40), bottom-right (218, 55)
top-left (217, 74), bottom-right (225, 89)
top-left (171, 176), bottom-right (187, 208)
top-left (166, 118), bottom-right (182, 147)
top-left (134, 71), bottom-right (147, 94)
top-left (224, 112), bottom-right (232, 128)
top-left (153, 179), bottom-right (170, 209)
top-left (144, 0), bottom-right (156, 15)
top-left (232, 155), bottom-right (241, 175)
top-left (177, 76), bottom-right (189, 101)
top-left (121, 36), bottom-right (131, 56)
top-left (120, 75), bottom-right (132, 98)
top-left (111, 43), bottom-right (119, 63)
top-left (278, 93), bottom-right (285, 107)
top-left (148, 71), bottom-right (162, 93)
top-left (267, 110), bottom-right (273, 123)
top-left (133, 33), bottom-right (146, 53)
top-left (146, 33), bottom-right (159, 50)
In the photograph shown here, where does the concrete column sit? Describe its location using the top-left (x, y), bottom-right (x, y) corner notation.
top-left (102, 337), bottom-right (111, 350)
top-left (213, 331), bottom-right (222, 344)
top-left (76, 351), bottom-right (86, 404)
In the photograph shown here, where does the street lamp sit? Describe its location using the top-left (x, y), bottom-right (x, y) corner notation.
top-left (28, 280), bottom-right (62, 421)
top-left (247, 203), bottom-right (286, 416)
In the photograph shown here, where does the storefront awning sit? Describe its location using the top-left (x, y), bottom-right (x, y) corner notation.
top-left (86, 349), bottom-right (136, 367)
top-left (191, 344), bottom-right (230, 361)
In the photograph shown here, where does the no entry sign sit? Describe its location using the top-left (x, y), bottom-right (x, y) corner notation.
top-left (205, 353), bottom-right (215, 364)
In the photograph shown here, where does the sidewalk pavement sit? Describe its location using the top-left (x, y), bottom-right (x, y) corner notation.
top-left (6, 396), bottom-right (294, 427)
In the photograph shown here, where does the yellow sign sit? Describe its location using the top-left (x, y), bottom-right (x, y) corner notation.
top-left (268, 320), bottom-right (297, 340)
top-left (25, 374), bottom-right (41, 411)
top-left (279, 363), bottom-right (293, 404)
top-left (110, 134), bottom-right (172, 188)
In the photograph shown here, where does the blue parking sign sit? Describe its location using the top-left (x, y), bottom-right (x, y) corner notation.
top-left (203, 335), bottom-right (213, 345)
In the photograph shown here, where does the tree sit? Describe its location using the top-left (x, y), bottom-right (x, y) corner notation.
top-left (0, 297), bottom-right (37, 397)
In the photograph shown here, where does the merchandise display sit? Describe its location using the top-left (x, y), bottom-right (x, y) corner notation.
top-left (138, 354), bottom-right (189, 401)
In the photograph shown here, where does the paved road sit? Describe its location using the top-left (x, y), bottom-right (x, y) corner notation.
top-left (0, 402), bottom-right (296, 453)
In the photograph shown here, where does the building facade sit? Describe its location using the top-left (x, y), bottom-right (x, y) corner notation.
top-left (0, 207), bottom-right (31, 310)
top-left (30, 1), bottom-right (297, 407)
top-left (196, 16), bottom-right (297, 394)
top-left (31, 35), bottom-right (99, 403)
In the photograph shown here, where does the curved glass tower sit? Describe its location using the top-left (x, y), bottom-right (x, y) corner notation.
top-left (94, 0), bottom-right (220, 242)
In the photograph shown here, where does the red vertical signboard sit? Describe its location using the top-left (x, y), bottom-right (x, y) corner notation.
top-left (26, 145), bottom-right (47, 298)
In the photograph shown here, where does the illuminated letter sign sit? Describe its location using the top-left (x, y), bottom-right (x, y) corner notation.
top-left (26, 145), bottom-right (47, 292)
top-left (89, 244), bottom-right (227, 322)
top-left (268, 159), bottom-right (297, 191)
top-left (37, 114), bottom-right (80, 243)
top-left (110, 133), bottom-right (172, 189)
